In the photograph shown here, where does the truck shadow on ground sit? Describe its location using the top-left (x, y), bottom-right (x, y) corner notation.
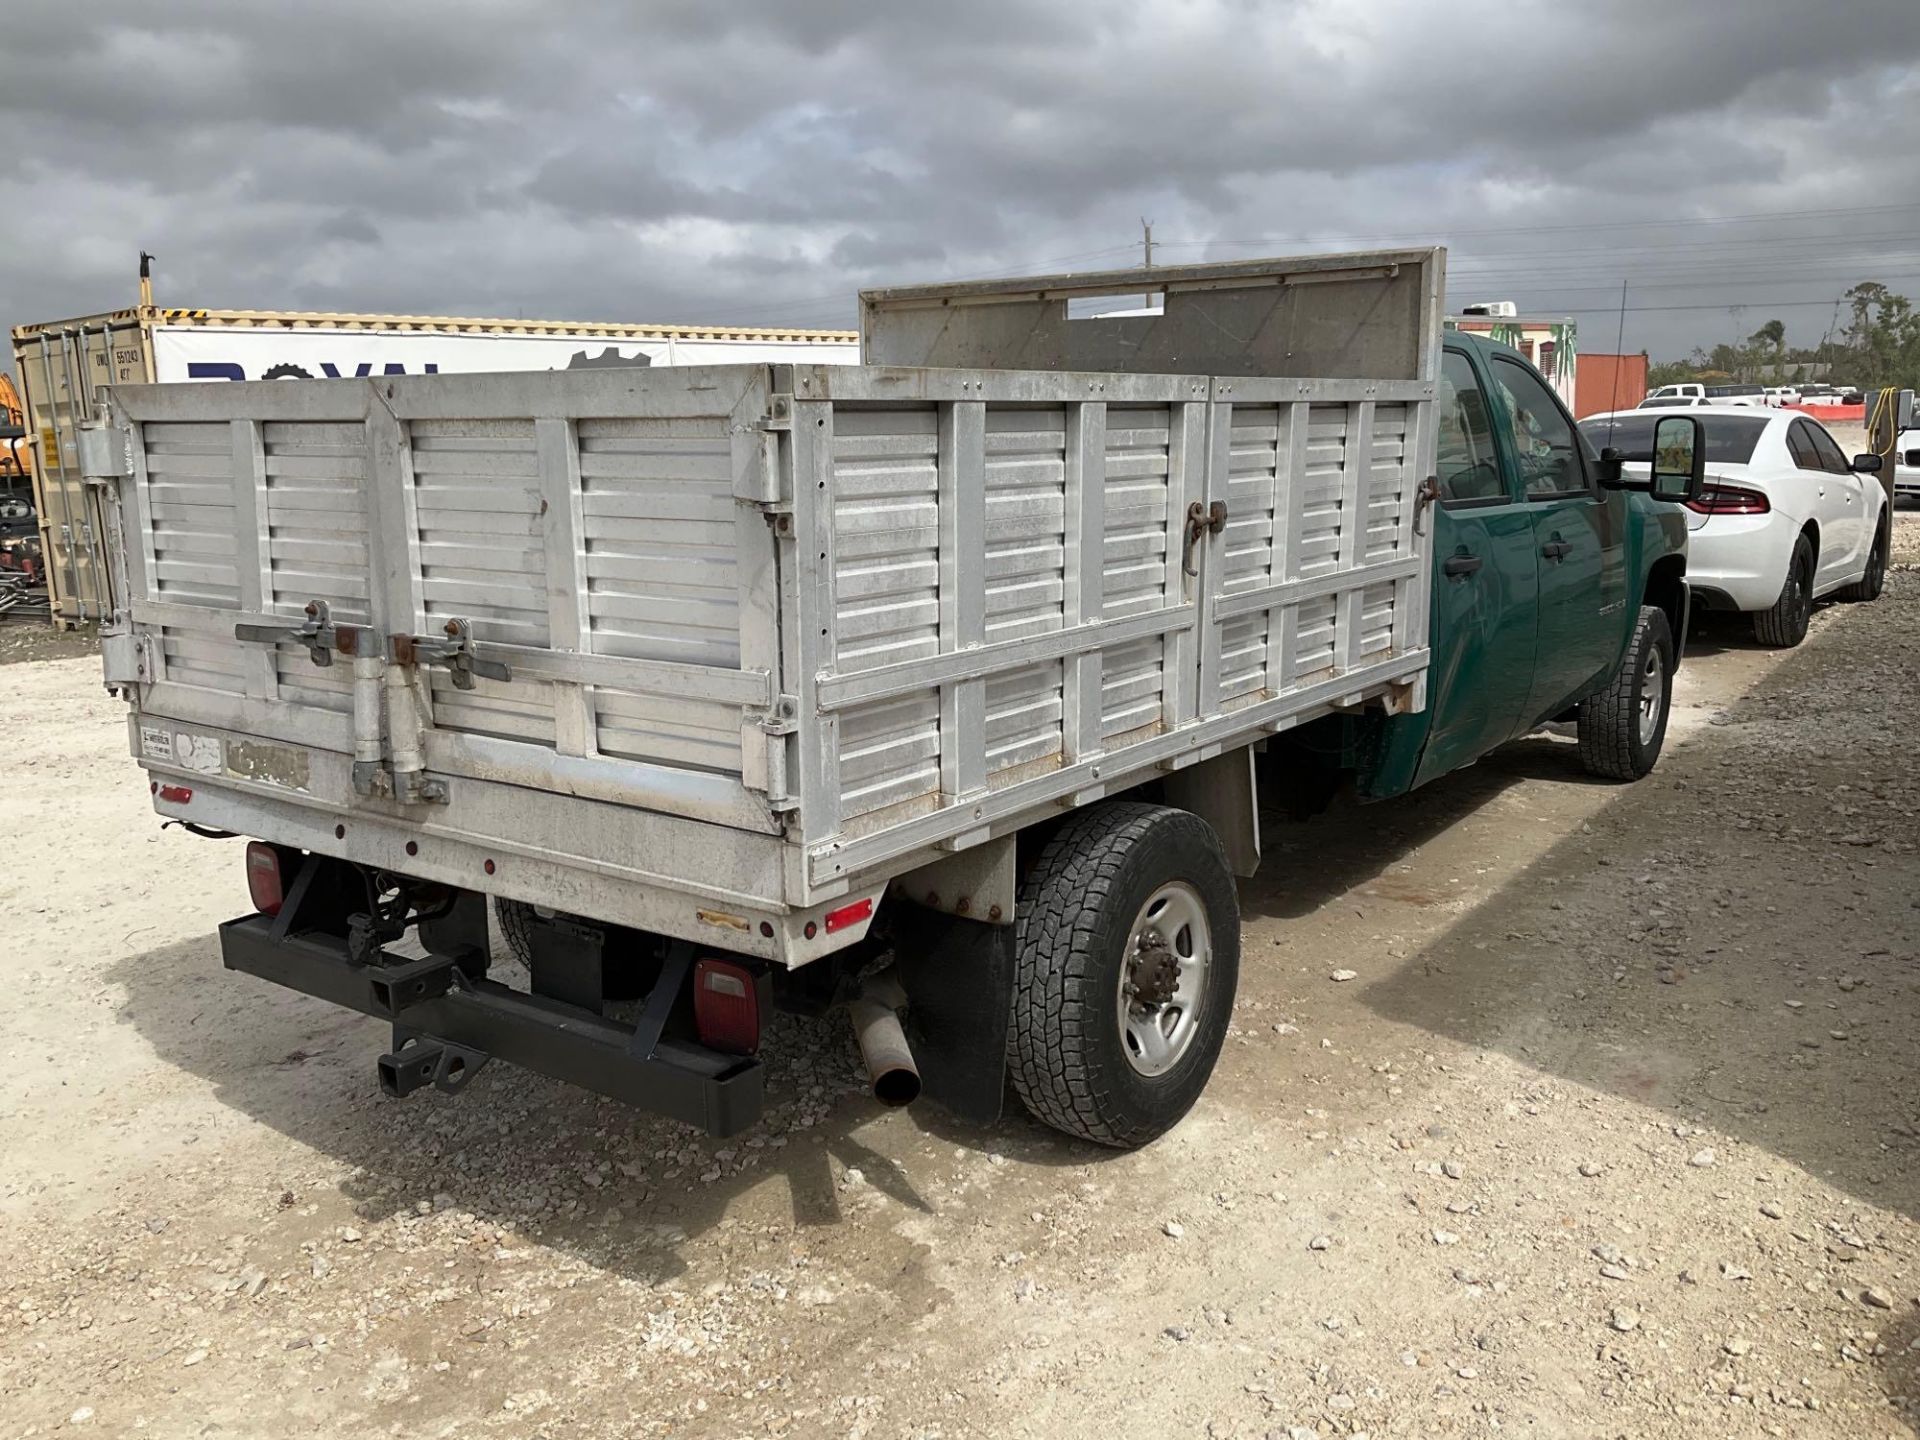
top-left (1342, 603), bottom-right (1918, 1223)
top-left (106, 935), bottom-right (1091, 1290)
top-left (1232, 593), bottom-right (1920, 1409)
top-left (1248, 731), bottom-right (1606, 922)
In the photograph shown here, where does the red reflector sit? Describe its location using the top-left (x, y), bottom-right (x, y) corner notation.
top-left (1685, 484), bottom-right (1770, 516)
top-left (823, 897), bottom-right (874, 934)
top-left (245, 842), bottom-right (285, 918)
top-left (693, 958), bottom-right (763, 1056)
top-left (156, 783), bottom-right (193, 804)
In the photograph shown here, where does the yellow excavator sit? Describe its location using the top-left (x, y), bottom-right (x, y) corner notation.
top-left (0, 372), bottom-right (24, 484)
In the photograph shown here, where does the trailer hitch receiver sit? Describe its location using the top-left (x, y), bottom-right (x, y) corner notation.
top-left (378, 1035), bottom-right (489, 1097)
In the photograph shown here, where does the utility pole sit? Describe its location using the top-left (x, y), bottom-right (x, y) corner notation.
top-left (1140, 218), bottom-right (1154, 309)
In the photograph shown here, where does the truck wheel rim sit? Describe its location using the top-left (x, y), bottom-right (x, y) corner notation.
top-left (1117, 882), bottom-right (1210, 1077)
top-left (1637, 647), bottom-right (1665, 747)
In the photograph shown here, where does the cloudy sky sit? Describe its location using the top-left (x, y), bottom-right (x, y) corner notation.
top-left (4, 0), bottom-right (1919, 376)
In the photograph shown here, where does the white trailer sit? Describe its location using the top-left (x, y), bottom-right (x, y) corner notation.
top-left (85, 250), bottom-right (1444, 1145)
top-left (12, 299), bottom-right (857, 626)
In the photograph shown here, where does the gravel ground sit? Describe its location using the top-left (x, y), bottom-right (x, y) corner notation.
top-left (0, 614), bottom-right (92, 667)
top-left (2, 509), bottom-right (1917, 1439)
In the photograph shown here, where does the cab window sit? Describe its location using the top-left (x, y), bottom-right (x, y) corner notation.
top-left (1489, 357), bottom-right (1590, 499)
top-left (1435, 350), bottom-right (1504, 503)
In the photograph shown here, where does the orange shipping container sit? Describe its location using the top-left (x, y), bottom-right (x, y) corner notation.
top-left (1575, 352), bottom-right (1649, 420)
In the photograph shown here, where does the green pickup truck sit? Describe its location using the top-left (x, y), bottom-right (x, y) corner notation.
top-left (110, 251), bottom-right (1706, 1152)
top-left (1277, 331), bottom-right (1698, 811)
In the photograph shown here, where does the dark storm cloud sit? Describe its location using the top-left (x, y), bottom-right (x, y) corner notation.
top-left (3, 0), bottom-right (1919, 360)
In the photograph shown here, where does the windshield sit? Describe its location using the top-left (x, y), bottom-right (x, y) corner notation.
top-left (1581, 413), bottom-right (1771, 464)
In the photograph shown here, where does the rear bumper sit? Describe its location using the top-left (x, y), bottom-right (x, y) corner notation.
top-left (219, 914), bottom-right (766, 1137)
top-left (1686, 511), bottom-right (1800, 613)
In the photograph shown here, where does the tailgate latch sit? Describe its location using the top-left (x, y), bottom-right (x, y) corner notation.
top-left (389, 618), bottom-right (510, 691)
top-left (234, 599), bottom-right (362, 668)
top-left (1182, 500), bottom-right (1229, 576)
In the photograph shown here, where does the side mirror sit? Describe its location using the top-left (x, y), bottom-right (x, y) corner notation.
top-left (1649, 415), bottom-right (1705, 503)
top-left (1593, 446), bottom-right (1624, 486)
top-left (1851, 452), bottom-right (1883, 473)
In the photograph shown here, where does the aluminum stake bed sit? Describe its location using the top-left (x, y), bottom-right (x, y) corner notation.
top-left (88, 250), bottom-right (1456, 1143)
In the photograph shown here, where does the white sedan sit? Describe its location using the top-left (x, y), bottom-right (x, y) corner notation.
top-left (1581, 407), bottom-right (1889, 647)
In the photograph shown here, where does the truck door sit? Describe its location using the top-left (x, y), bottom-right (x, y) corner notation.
top-left (1412, 348), bottom-right (1539, 787)
top-left (1485, 354), bottom-right (1626, 723)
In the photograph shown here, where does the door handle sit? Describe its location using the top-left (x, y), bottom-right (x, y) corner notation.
top-left (1442, 552), bottom-right (1483, 578)
top-left (1540, 539), bottom-right (1572, 561)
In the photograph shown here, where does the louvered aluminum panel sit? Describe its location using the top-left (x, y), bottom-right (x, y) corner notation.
top-left (830, 407), bottom-right (940, 676)
top-left (985, 661), bottom-right (1064, 779)
top-left (982, 408), bottom-right (1067, 645)
top-left (410, 419), bottom-right (556, 748)
top-left (1298, 407), bottom-right (1350, 577)
top-left (142, 422), bottom-right (239, 609)
top-left (1200, 385), bottom-right (1434, 723)
top-left (263, 422), bottom-right (371, 621)
top-left (838, 688), bottom-right (941, 823)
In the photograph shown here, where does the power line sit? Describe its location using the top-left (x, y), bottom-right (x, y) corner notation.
top-left (1485, 291), bottom-right (1920, 315)
top-left (1446, 264), bottom-right (1920, 289)
top-left (1153, 200), bottom-right (1920, 249)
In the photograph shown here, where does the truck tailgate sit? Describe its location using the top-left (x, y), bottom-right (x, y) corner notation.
top-left (99, 367), bottom-right (799, 938)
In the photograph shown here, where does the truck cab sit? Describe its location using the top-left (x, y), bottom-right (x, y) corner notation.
top-left (1336, 333), bottom-right (1692, 799)
top-left (1646, 381), bottom-right (1705, 402)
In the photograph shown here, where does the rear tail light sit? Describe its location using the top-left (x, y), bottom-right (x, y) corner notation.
top-left (1685, 484), bottom-right (1769, 516)
top-left (156, 783), bottom-right (193, 804)
top-left (245, 842), bottom-right (286, 918)
top-left (692, 957), bottom-right (767, 1056)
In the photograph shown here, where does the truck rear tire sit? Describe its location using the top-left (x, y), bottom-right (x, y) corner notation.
top-left (494, 899), bottom-right (540, 966)
top-left (1576, 606), bottom-right (1673, 782)
top-left (1007, 802), bottom-right (1240, 1149)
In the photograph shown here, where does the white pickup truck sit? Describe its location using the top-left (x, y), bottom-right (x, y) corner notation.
top-left (79, 250), bottom-right (1703, 1148)
top-left (1897, 424), bottom-right (1920, 502)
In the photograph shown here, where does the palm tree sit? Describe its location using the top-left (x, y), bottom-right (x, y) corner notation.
top-left (1749, 319), bottom-right (1787, 381)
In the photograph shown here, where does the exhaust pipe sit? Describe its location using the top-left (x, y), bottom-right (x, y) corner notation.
top-left (848, 970), bottom-right (920, 1107)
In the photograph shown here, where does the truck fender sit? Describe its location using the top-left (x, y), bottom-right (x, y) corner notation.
top-left (1161, 745), bottom-right (1261, 878)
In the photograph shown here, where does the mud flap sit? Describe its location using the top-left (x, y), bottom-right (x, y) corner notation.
top-left (891, 903), bottom-right (1016, 1125)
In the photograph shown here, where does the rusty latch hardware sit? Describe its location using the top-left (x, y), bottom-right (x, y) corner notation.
top-left (389, 617), bottom-right (510, 690)
top-left (234, 599), bottom-right (361, 668)
top-left (1182, 499), bottom-right (1229, 576)
top-left (1412, 474), bottom-right (1442, 536)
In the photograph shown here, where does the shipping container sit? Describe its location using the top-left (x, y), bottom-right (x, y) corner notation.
top-left (1574, 352), bottom-right (1651, 420)
top-left (10, 305), bottom-right (858, 626)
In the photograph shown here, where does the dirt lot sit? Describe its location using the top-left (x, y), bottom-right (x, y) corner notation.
top-left (3, 509), bottom-right (1918, 1440)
